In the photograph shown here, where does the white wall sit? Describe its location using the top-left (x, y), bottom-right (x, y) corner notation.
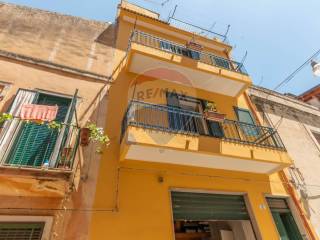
top-left (249, 87), bottom-right (320, 237)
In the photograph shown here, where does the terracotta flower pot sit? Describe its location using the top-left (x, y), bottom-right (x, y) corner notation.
top-left (62, 147), bottom-right (72, 159)
top-left (80, 127), bottom-right (90, 146)
top-left (204, 110), bottom-right (226, 122)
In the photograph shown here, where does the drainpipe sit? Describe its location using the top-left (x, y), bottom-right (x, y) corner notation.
top-left (244, 91), bottom-right (318, 240)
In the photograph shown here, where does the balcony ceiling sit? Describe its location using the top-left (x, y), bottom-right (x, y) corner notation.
top-left (128, 52), bottom-right (247, 97)
top-left (124, 144), bottom-right (282, 174)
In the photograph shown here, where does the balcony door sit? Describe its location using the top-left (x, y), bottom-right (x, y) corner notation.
top-left (166, 93), bottom-right (225, 138)
top-left (166, 92), bottom-right (208, 135)
top-left (6, 93), bottom-right (71, 167)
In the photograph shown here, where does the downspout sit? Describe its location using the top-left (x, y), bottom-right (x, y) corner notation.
top-left (244, 91), bottom-right (318, 240)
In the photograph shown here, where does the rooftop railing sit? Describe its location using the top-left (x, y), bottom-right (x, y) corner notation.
top-left (130, 30), bottom-right (248, 75)
top-left (121, 101), bottom-right (286, 150)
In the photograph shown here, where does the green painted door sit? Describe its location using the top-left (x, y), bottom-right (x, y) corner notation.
top-left (6, 93), bottom-right (71, 167)
top-left (171, 191), bottom-right (250, 221)
top-left (267, 198), bottom-right (303, 240)
top-left (272, 212), bottom-right (290, 240)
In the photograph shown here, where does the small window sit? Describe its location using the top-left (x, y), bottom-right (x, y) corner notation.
top-left (234, 107), bottom-right (255, 125)
top-left (311, 131), bottom-right (320, 145)
top-left (0, 222), bottom-right (44, 240)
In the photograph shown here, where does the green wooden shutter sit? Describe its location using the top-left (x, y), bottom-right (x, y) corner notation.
top-left (267, 198), bottom-right (303, 240)
top-left (171, 192), bottom-right (250, 221)
top-left (271, 212), bottom-right (290, 240)
top-left (0, 222), bottom-right (44, 240)
top-left (6, 94), bottom-right (71, 167)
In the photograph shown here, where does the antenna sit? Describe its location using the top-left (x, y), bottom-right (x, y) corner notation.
top-left (223, 24), bottom-right (230, 42)
top-left (236, 51), bottom-right (247, 71)
top-left (202, 22), bottom-right (216, 36)
top-left (240, 50), bottom-right (248, 65)
top-left (258, 76), bottom-right (264, 86)
top-left (167, 4), bottom-right (177, 23)
top-left (161, 0), bottom-right (171, 6)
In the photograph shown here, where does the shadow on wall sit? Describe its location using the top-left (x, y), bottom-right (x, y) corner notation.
top-left (95, 24), bottom-right (117, 47)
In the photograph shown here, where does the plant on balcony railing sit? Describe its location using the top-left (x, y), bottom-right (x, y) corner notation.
top-left (0, 113), bottom-right (64, 130)
top-left (204, 101), bottom-right (226, 122)
top-left (80, 122), bottom-right (110, 153)
top-left (47, 120), bottom-right (62, 129)
top-left (0, 113), bottom-right (13, 124)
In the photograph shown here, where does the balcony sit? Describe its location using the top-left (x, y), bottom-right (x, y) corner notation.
top-left (120, 101), bottom-right (292, 174)
top-left (126, 31), bottom-right (252, 97)
top-left (0, 118), bottom-right (80, 197)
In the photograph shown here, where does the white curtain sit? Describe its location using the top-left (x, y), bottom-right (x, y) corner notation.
top-left (0, 89), bottom-right (36, 163)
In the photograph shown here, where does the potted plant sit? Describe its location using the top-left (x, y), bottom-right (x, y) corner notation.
top-left (81, 122), bottom-right (110, 153)
top-left (203, 101), bottom-right (226, 122)
top-left (80, 127), bottom-right (90, 146)
top-left (186, 41), bottom-right (203, 51)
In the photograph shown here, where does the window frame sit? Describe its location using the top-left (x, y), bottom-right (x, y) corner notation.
top-left (305, 125), bottom-right (320, 152)
top-left (233, 107), bottom-right (256, 125)
top-left (0, 215), bottom-right (53, 240)
top-left (264, 195), bottom-right (308, 239)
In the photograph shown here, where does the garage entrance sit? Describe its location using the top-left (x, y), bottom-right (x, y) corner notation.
top-left (171, 191), bottom-right (257, 240)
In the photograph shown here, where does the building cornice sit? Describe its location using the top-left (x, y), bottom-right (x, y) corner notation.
top-left (249, 85), bottom-right (320, 117)
top-left (0, 49), bottom-right (112, 84)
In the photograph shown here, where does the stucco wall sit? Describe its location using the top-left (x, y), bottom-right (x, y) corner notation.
top-left (0, 2), bottom-right (115, 76)
top-left (0, 2), bottom-right (116, 239)
top-left (250, 86), bottom-right (320, 237)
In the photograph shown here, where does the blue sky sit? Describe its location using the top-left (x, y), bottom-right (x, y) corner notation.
top-left (3, 0), bottom-right (320, 95)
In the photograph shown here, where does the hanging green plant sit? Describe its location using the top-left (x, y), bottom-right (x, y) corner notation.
top-left (84, 122), bottom-right (110, 153)
top-left (47, 121), bottom-right (62, 130)
top-left (0, 113), bottom-right (13, 124)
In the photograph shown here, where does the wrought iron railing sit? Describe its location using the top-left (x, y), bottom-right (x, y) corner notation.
top-left (130, 30), bottom-right (248, 75)
top-left (0, 118), bottom-right (80, 170)
top-left (121, 101), bottom-right (286, 150)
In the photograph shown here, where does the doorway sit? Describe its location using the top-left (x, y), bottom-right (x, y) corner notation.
top-left (171, 191), bottom-right (257, 240)
top-left (266, 198), bottom-right (303, 240)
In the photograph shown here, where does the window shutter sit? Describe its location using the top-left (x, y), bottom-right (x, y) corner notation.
top-left (6, 94), bottom-right (71, 167)
top-left (267, 198), bottom-right (290, 213)
top-left (0, 222), bottom-right (44, 240)
top-left (171, 191), bottom-right (250, 221)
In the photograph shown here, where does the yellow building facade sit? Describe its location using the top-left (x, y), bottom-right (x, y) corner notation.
top-left (90, 2), bottom-right (315, 239)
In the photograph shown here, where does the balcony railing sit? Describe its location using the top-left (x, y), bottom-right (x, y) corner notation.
top-left (121, 101), bottom-right (286, 150)
top-left (0, 118), bottom-right (80, 171)
top-left (130, 30), bottom-right (248, 75)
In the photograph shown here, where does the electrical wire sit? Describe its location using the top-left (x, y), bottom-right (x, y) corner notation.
top-left (273, 48), bottom-right (320, 91)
